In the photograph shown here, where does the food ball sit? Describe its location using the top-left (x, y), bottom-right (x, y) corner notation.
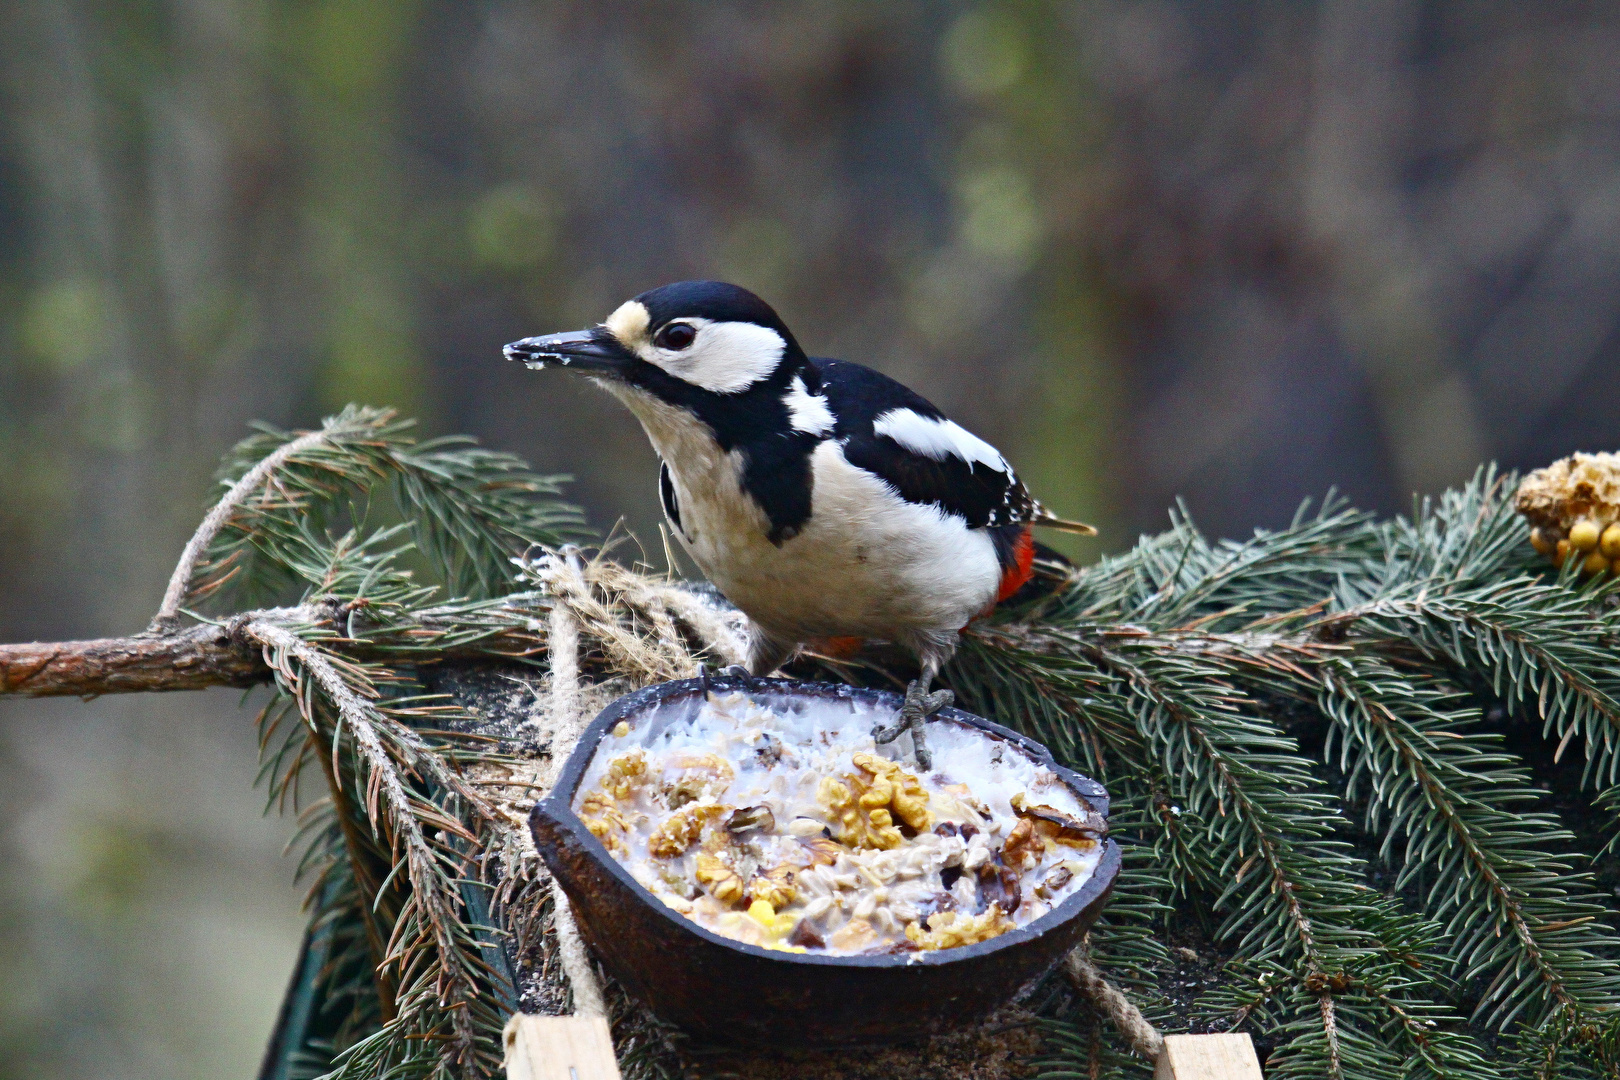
top-left (1583, 550), bottom-right (1611, 577)
top-left (1517, 453), bottom-right (1620, 574)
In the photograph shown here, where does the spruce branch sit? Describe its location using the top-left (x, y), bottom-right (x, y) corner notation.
top-left (246, 615), bottom-right (513, 1079)
top-left (181, 406), bottom-right (583, 616)
top-left (1330, 582), bottom-right (1620, 786)
top-left (152, 424), bottom-right (346, 631)
top-left (1314, 657), bottom-right (1620, 1029)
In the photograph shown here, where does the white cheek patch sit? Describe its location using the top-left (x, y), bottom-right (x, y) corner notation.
top-left (645, 319), bottom-right (786, 394)
top-left (872, 408), bottom-right (1008, 472)
top-left (784, 376), bottom-right (835, 436)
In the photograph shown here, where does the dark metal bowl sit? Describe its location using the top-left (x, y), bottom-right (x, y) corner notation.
top-left (530, 675), bottom-right (1120, 1047)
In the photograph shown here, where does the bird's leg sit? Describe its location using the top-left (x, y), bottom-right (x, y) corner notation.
top-left (737, 624), bottom-right (796, 681)
top-left (872, 659), bottom-right (951, 771)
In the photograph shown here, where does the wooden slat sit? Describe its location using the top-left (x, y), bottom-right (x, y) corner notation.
top-left (1153, 1034), bottom-right (1264, 1080)
top-left (503, 1014), bottom-right (622, 1080)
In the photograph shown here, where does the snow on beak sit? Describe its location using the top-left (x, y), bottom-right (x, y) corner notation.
top-left (503, 328), bottom-right (635, 375)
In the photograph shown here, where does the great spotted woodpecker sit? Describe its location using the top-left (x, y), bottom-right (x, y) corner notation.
top-left (505, 281), bottom-right (1094, 762)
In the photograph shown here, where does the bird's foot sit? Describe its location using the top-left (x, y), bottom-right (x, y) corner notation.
top-left (871, 680), bottom-right (953, 771)
top-left (722, 664), bottom-right (752, 680)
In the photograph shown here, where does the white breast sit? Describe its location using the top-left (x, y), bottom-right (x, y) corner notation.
top-left (604, 384), bottom-right (1002, 648)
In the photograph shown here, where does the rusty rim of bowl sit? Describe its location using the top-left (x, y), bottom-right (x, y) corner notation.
top-left (536, 673), bottom-right (1122, 969)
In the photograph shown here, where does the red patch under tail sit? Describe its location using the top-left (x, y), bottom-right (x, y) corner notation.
top-left (995, 526), bottom-right (1036, 604)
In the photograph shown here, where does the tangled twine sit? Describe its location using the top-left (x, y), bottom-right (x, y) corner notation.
top-left (538, 548), bottom-right (608, 1018)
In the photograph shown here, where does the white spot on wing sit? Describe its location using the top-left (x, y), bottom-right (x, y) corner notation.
top-left (784, 377), bottom-right (834, 436)
top-left (872, 408), bottom-right (1008, 472)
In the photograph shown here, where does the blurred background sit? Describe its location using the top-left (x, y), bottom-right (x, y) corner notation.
top-left (2, 1), bottom-right (1618, 1076)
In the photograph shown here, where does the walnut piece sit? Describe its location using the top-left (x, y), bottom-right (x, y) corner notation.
top-left (663, 752), bottom-right (736, 808)
top-left (694, 853), bottom-right (746, 906)
top-left (1011, 791), bottom-right (1106, 848)
top-left (578, 790), bottom-right (629, 854)
top-left (599, 750), bottom-right (648, 800)
top-left (647, 802), bottom-right (728, 858)
top-left (905, 904), bottom-right (1014, 950)
top-left (818, 753), bottom-right (933, 850)
top-left (1000, 818), bottom-right (1045, 870)
top-left (749, 864), bottom-right (798, 908)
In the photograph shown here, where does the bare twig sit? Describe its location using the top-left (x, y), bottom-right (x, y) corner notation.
top-left (150, 425), bottom-right (342, 632)
top-left (0, 603), bottom-right (550, 701)
top-left (0, 623), bottom-right (268, 696)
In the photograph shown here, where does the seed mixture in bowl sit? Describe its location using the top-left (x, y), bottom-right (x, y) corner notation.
top-left (571, 690), bottom-right (1106, 956)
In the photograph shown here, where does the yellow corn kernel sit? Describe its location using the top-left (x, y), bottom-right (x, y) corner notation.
top-left (1530, 527), bottom-right (1556, 556)
top-left (745, 899), bottom-right (798, 941)
top-left (1582, 550), bottom-right (1610, 577)
top-left (1602, 524), bottom-right (1620, 560)
top-left (1571, 519), bottom-right (1601, 551)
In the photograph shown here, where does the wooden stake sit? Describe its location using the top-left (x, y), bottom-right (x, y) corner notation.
top-left (504, 1014), bottom-right (622, 1080)
top-left (1152, 1034), bottom-right (1263, 1080)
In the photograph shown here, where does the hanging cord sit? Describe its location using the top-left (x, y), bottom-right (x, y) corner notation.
top-left (538, 547), bottom-right (608, 1019)
top-left (1064, 949), bottom-right (1164, 1061)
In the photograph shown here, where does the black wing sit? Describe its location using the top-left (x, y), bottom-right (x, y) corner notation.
top-left (659, 460), bottom-right (685, 538)
top-left (810, 357), bottom-right (1037, 530)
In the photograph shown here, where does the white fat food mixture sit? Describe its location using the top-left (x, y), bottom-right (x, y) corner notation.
top-left (572, 692), bottom-right (1104, 957)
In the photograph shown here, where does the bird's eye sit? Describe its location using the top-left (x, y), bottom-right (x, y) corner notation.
top-left (655, 322), bottom-right (697, 350)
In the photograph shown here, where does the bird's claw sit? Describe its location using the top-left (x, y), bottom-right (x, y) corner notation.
top-left (871, 680), bottom-right (952, 771)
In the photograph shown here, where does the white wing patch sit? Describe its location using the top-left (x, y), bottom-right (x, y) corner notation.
top-left (872, 408), bottom-right (1007, 471)
top-left (783, 376), bottom-right (834, 435)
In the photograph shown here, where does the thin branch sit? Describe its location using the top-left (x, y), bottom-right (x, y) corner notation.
top-left (151, 425), bottom-right (341, 631)
top-left (0, 603), bottom-right (544, 700)
top-left (0, 623), bottom-right (268, 696)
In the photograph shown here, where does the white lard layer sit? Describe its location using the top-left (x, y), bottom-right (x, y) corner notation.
top-left (572, 691), bottom-right (1103, 956)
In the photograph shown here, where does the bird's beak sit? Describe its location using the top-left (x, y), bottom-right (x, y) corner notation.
top-left (503, 328), bottom-right (635, 375)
